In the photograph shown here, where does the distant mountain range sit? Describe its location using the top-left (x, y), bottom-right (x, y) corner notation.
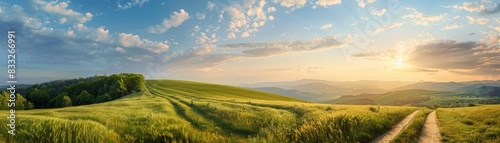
top-left (241, 79), bottom-right (500, 102)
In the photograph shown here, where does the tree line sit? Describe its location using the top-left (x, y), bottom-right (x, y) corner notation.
top-left (0, 73), bottom-right (145, 109)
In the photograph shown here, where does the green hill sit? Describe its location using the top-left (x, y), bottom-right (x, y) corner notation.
top-left (0, 79), bottom-right (418, 143)
top-left (146, 80), bottom-right (303, 102)
top-left (326, 88), bottom-right (500, 108)
top-left (325, 89), bottom-right (445, 105)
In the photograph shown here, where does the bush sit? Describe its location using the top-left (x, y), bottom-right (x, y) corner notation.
top-left (369, 106), bottom-right (379, 112)
top-left (325, 106), bottom-right (333, 111)
top-left (433, 104), bottom-right (441, 109)
top-left (462, 120), bottom-right (474, 125)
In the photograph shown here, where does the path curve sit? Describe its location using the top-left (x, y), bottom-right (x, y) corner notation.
top-left (371, 110), bottom-right (420, 143)
top-left (418, 111), bottom-right (442, 143)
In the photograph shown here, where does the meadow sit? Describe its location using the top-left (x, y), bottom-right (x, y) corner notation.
top-left (0, 80), bottom-right (419, 142)
top-left (437, 105), bottom-right (500, 143)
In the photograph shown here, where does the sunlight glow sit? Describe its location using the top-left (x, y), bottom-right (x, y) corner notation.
top-left (395, 59), bottom-right (404, 69)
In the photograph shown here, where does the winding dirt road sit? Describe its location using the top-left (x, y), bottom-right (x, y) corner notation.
top-left (371, 110), bottom-right (420, 143)
top-left (418, 111), bottom-right (442, 143)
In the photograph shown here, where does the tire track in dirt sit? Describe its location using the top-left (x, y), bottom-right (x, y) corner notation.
top-left (418, 111), bottom-right (441, 143)
top-left (371, 110), bottom-right (420, 143)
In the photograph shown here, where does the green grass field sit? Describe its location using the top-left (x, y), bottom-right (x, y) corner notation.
top-left (437, 105), bottom-right (500, 143)
top-left (0, 80), bottom-right (419, 142)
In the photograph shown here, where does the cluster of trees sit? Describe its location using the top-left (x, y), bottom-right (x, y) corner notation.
top-left (10, 73), bottom-right (145, 109)
top-left (0, 92), bottom-right (34, 110)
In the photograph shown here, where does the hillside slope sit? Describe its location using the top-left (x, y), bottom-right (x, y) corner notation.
top-left (325, 89), bottom-right (448, 106)
top-left (147, 80), bottom-right (304, 102)
top-left (0, 79), bottom-right (417, 143)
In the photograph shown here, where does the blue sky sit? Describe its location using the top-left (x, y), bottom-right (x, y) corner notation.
top-left (0, 0), bottom-right (499, 84)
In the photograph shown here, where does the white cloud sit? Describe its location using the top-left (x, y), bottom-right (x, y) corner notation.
top-left (0, 4), bottom-right (171, 72)
top-left (193, 25), bottom-right (200, 32)
top-left (449, 1), bottom-right (500, 14)
top-left (268, 7), bottom-right (277, 13)
top-left (316, 0), bottom-right (341, 7)
top-left (319, 23), bottom-right (332, 30)
top-left (241, 31), bottom-right (250, 37)
top-left (373, 22), bottom-right (404, 33)
top-left (247, 2), bottom-right (267, 21)
top-left (119, 33), bottom-right (169, 53)
top-left (452, 1), bottom-right (486, 13)
top-left (59, 17), bottom-right (67, 24)
top-left (466, 16), bottom-right (489, 25)
top-left (66, 30), bottom-right (74, 36)
top-left (269, 15), bottom-right (275, 21)
top-left (115, 47), bottom-right (126, 53)
top-left (442, 24), bottom-right (462, 30)
top-left (207, 1), bottom-right (215, 11)
top-left (453, 15), bottom-right (460, 19)
top-left (278, 0), bottom-right (307, 8)
top-left (119, 33), bottom-right (143, 47)
top-left (227, 6), bottom-right (247, 33)
top-left (74, 24), bottom-right (88, 31)
top-left (225, 0), bottom-right (270, 39)
top-left (403, 8), bottom-right (446, 26)
top-left (93, 27), bottom-right (112, 42)
top-left (116, 0), bottom-right (149, 10)
top-left (490, 25), bottom-right (500, 32)
top-left (196, 32), bottom-right (217, 44)
top-left (369, 8), bottom-right (386, 17)
top-left (163, 35), bottom-right (351, 70)
top-left (148, 9), bottom-right (190, 34)
top-left (356, 0), bottom-right (366, 8)
top-left (356, 0), bottom-right (376, 8)
top-left (39, 1), bottom-right (93, 24)
top-left (228, 32), bottom-right (236, 39)
top-left (252, 22), bottom-right (259, 28)
top-left (196, 12), bottom-right (206, 20)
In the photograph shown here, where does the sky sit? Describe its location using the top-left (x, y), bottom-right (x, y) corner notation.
top-left (0, 0), bottom-right (499, 85)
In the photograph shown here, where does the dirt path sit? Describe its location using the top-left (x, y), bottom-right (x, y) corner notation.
top-left (371, 110), bottom-right (420, 143)
top-left (418, 111), bottom-right (442, 143)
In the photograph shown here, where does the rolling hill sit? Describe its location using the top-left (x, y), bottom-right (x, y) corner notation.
top-left (391, 82), bottom-right (465, 91)
top-left (250, 87), bottom-right (328, 102)
top-left (0, 79), bottom-right (418, 142)
top-left (326, 87), bottom-right (500, 108)
top-left (243, 79), bottom-right (413, 101)
top-left (324, 89), bottom-right (446, 106)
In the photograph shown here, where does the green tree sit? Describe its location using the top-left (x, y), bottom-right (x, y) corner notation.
top-left (48, 92), bottom-right (72, 108)
top-left (73, 90), bottom-right (94, 106)
top-left (110, 79), bottom-right (127, 99)
top-left (95, 93), bottom-right (112, 103)
top-left (61, 95), bottom-right (72, 107)
top-left (0, 91), bottom-right (9, 110)
top-left (15, 93), bottom-right (32, 110)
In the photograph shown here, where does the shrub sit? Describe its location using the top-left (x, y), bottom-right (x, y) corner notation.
top-left (325, 106), bottom-right (333, 111)
top-left (433, 104), bottom-right (441, 109)
top-left (462, 120), bottom-right (474, 125)
top-left (369, 106), bottom-right (379, 112)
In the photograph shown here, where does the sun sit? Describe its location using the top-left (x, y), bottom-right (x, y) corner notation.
top-left (395, 58), bottom-right (405, 69)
